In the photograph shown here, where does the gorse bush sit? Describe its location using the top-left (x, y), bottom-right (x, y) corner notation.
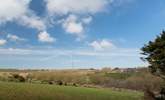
top-left (8, 73), bottom-right (26, 82)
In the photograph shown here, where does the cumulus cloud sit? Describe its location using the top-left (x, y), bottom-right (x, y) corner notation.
top-left (89, 39), bottom-right (116, 51)
top-left (61, 15), bottom-right (94, 40)
top-left (0, 0), bottom-right (30, 24)
top-left (7, 34), bottom-right (26, 42)
top-left (61, 15), bottom-right (95, 40)
top-left (0, 0), bottom-right (53, 44)
top-left (0, 0), bottom-right (46, 32)
top-left (38, 31), bottom-right (55, 43)
top-left (45, 0), bottom-right (112, 15)
top-left (19, 15), bottom-right (46, 31)
top-left (65, 22), bottom-right (83, 34)
top-left (0, 0), bottom-right (129, 43)
top-left (0, 39), bottom-right (7, 46)
top-left (45, 0), bottom-right (113, 40)
top-left (62, 15), bottom-right (84, 38)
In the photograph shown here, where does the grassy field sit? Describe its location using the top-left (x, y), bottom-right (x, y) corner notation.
top-left (0, 82), bottom-right (143, 100)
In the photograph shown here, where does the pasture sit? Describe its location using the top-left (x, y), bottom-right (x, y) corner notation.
top-left (0, 82), bottom-right (143, 100)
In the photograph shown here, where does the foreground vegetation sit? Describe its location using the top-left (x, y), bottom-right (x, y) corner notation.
top-left (0, 82), bottom-right (143, 100)
top-left (0, 68), bottom-right (162, 91)
top-left (0, 67), bottom-right (162, 100)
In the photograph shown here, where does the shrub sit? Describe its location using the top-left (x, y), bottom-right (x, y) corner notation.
top-left (56, 80), bottom-right (63, 85)
top-left (73, 83), bottom-right (78, 87)
top-left (9, 73), bottom-right (26, 82)
top-left (48, 81), bottom-right (54, 85)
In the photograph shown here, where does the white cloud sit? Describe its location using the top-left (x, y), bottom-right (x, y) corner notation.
top-left (20, 15), bottom-right (46, 31)
top-left (82, 16), bottom-right (93, 24)
top-left (0, 0), bottom-right (46, 32)
top-left (61, 15), bottom-right (94, 40)
top-left (62, 15), bottom-right (84, 38)
top-left (0, 0), bottom-right (30, 24)
top-left (45, 0), bottom-right (112, 15)
top-left (66, 22), bottom-right (83, 34)
top-left (7, 34), bottom-right (26, 42)
top-left (0, 0), bottom-right (53, 44)
top-left (89, 39), bottom-right (116, 51)
top-left (0, 39), bottom-right (7, 46)
top-left (38, 31), bottom-right (55, 43)
top-left (45, 0), bottom-right (113, 40)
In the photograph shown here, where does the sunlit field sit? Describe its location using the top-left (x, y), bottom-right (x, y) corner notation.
top-left (0, 82), bottom-right (143, 100)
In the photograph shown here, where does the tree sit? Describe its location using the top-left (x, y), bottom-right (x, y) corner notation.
top-left (141, 31), bottom-right (165, 79)
top-left (141, 31), bottom-right (165, 100)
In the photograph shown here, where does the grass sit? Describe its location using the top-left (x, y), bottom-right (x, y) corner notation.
top-left (0, 82), bottom-right (143, 100)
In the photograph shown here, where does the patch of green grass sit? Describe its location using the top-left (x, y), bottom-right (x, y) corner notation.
top-left (0, 82), bottom-right (143, 100)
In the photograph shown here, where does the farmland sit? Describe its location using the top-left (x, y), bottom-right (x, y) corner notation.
top-left (0, 68), bottom-right (163, 100)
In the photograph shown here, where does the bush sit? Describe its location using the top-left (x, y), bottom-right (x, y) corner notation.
top-left (18, 76), bottom-right (26, 82)
top-left (144, 87), bottom-right (155, 100)
top-left (48, 81), bottom-right (54, 85)
top-left (64, 82), bottom-right (67, 86)
top-left (9, 74), bottom-right (26, 82)
top-left (56, 80), bottom-right (63, 85)
top-left (73, 83), bottom-right (78, 87)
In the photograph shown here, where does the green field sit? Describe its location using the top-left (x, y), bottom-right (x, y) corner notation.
top-left (0, 82), bottom-right (143, 100)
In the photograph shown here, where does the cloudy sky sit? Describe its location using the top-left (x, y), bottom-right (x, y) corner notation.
top-left (0, 0), bottom-right (164, 69)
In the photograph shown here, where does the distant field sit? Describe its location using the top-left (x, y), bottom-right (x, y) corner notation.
top-left (0, 82), bottom-right (143, 100)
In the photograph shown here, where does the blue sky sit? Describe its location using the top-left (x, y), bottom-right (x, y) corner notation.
top-left (0, 0), bottom-right (165, 69)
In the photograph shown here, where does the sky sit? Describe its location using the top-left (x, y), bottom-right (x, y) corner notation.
top-left (0, 0), bottom-right (165, 69)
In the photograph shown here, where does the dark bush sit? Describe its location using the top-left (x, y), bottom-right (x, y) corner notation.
top-left (73, 83), bottom-right (77, 87)
top-left (144, 88), bottom-right (155, 100)
top-left (64, 82), bottom-right (67, 86)
top-left (18, 76), bottom-right (25, 82)
top-left (48, 81), bottom-right (54, 85)
top-left (10, 74), bottom-right (26, 82)
top-left (56, 80), bottom-right (63, 85)
top-left (13, 74), bottom-right (20, 79)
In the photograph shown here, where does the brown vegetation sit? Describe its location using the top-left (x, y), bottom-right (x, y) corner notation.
top-left (0, 67), bottom-right (163, 96)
